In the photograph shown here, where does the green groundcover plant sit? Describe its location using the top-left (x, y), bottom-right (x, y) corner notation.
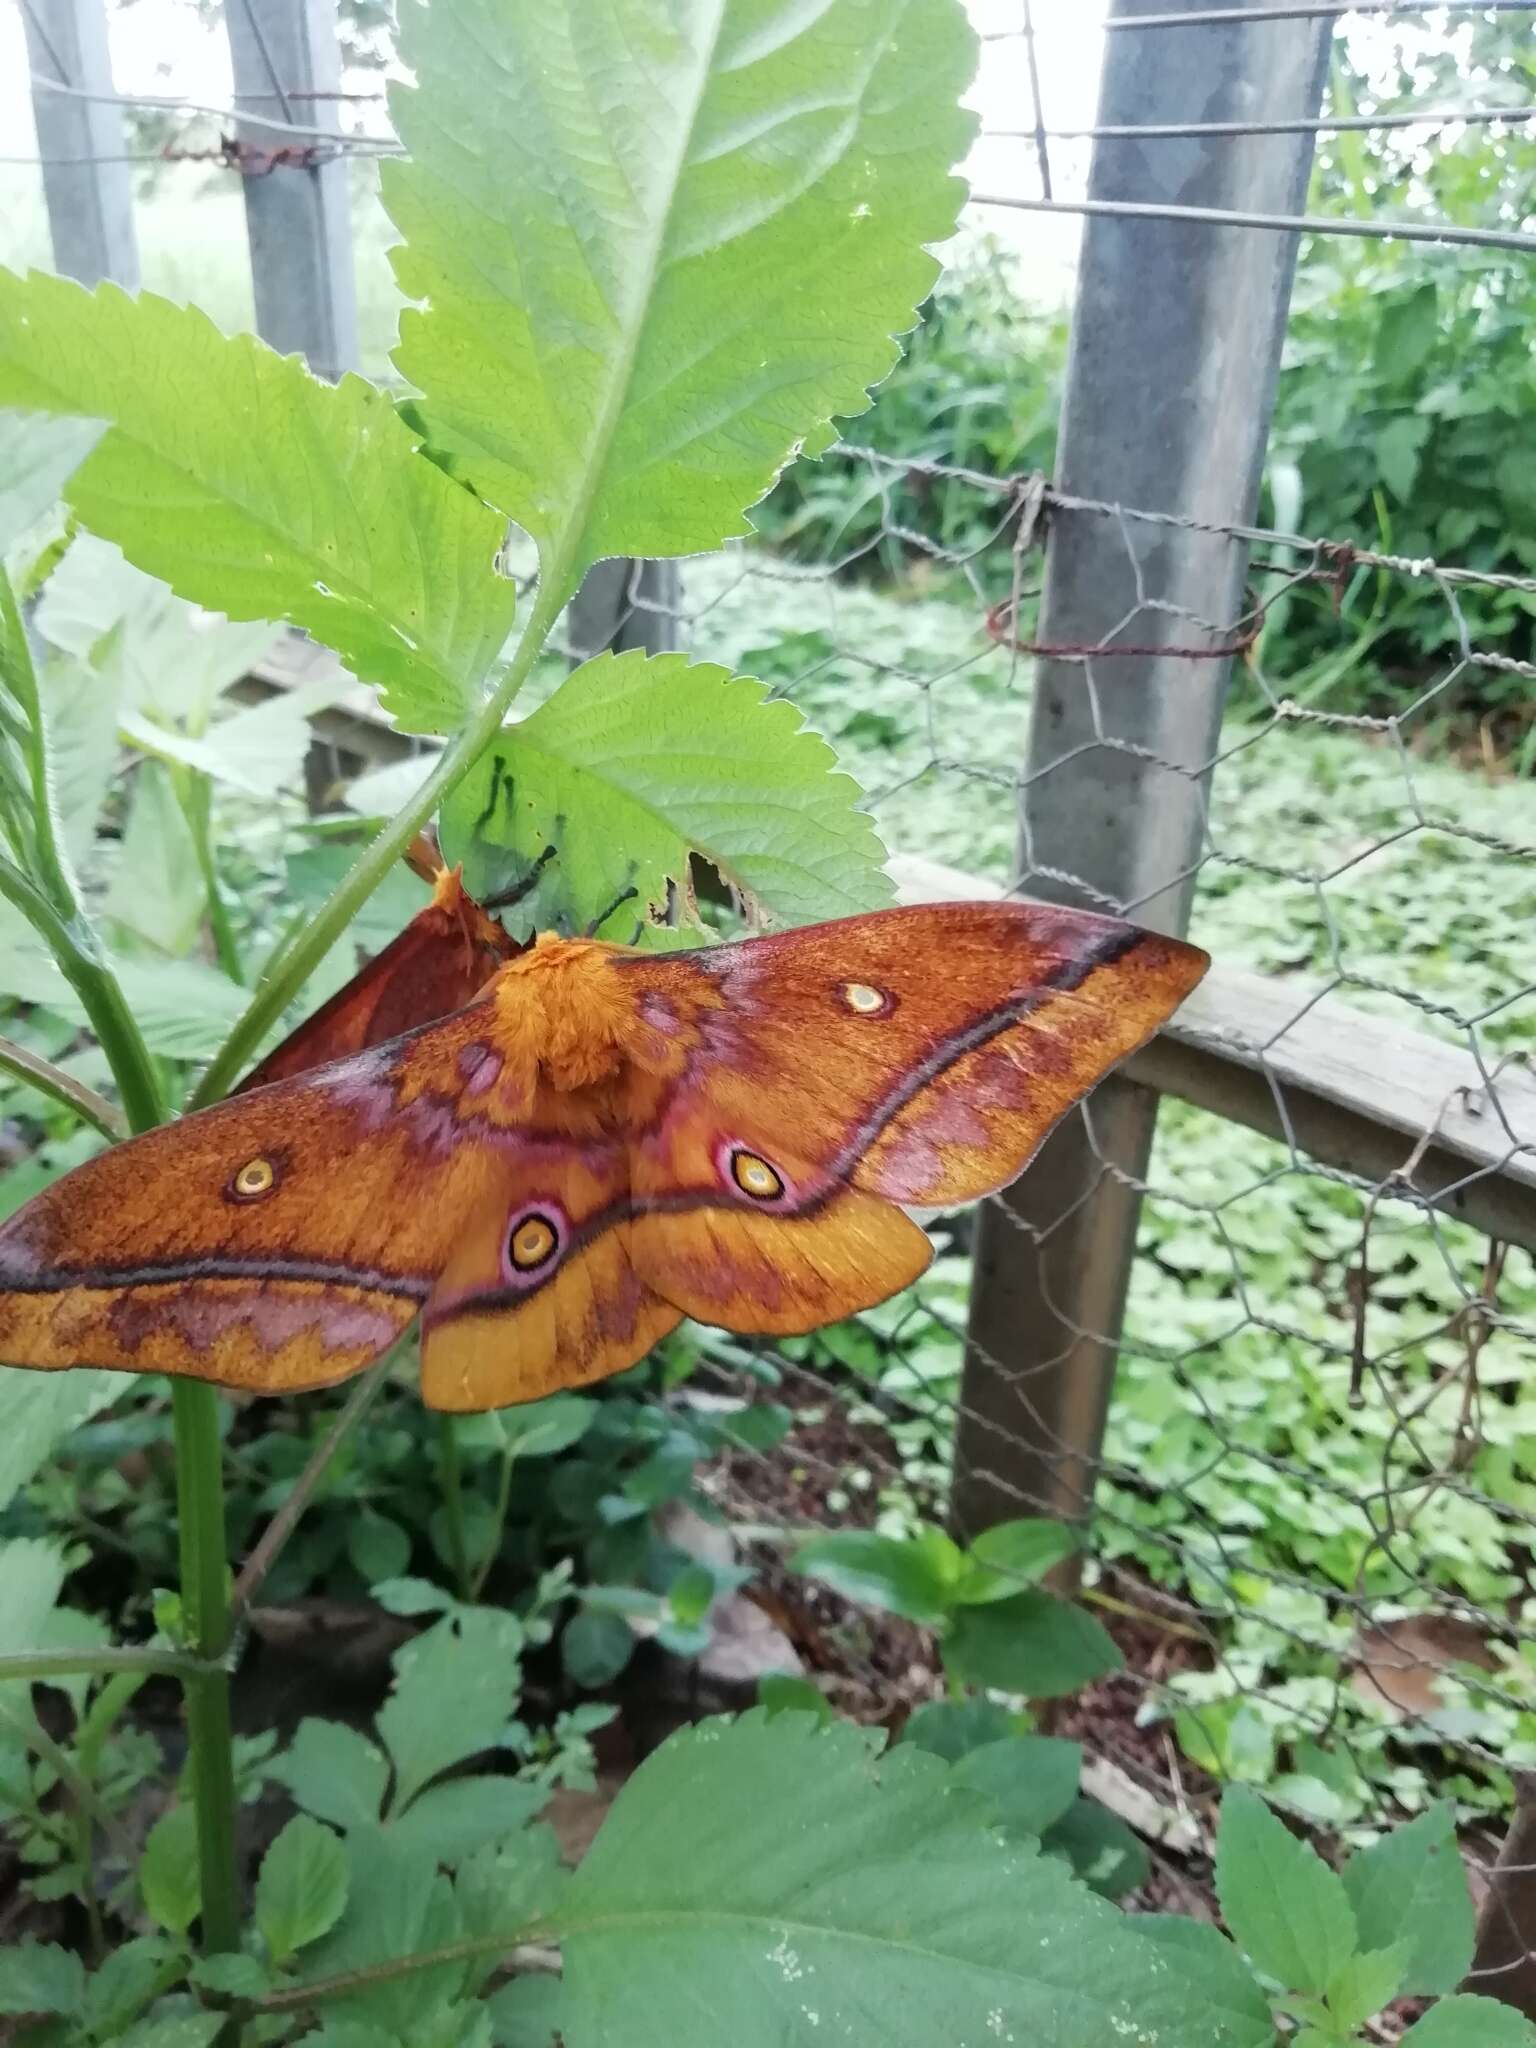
top-left (0, 1), bottom-right (1529, 2040)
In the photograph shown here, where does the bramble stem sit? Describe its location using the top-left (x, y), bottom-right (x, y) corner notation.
top-left (187, 572), bottom-right (569, 1109)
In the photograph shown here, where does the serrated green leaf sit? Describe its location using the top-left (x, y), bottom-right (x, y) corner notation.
top-left (295, 1828), bottom-right (462, 2032)
top-left (0, 411), bottom-right (105, 557)
top-left (0, 271), bottom-right (516, 734)
top-left (1132, 1920), bottom-right (1273, 2048)
top-left (551, 1711), bottom-right (1269, 2048)
top-left (1402, 1998), bottom-right (1536, 2047)
top-left (385, 0), bottom-right (977, 587)
top-left (140, 1804), bottom-right (202, 1937)
top-left (1042, 1797), bottom-right (1150, 1900)
top-left (485, 1975), bottom-right (563, 2048)
top-left (944, 1590), bottom-right (1123, 1697)
top-left (0, 947), bottom-right (251, 1060)
top-left (105, 762), bottom-right (204, 957)
top-left (379, 1611), bottom-right (523, 1811)
top-left (951, 1737), bottom-right (1081, 1837)
top-left (0, 1372), bottom-right (118, 1512)
top-left (0, 1943), bottom-right (85, 2017)
top-left (1215, 1786), bottom-right (1355, 1997)
top-left (790, 1527), bottom-right (961, 1625)
top-left (0, 1536), bottom-right (65, 1661)
top-left (1326, 1942), bottom-right (1408, 2031)
top-left (388, 1776), bottom-right (544, 1866)
top-left (257, 1815), bottom-right (350, 1963)
top-left (115, 2015), bottom-right (224, 2048)
top-left (81, 1937), bottom-right (183, 2034)
top-left (959, 1518), bottom-right (1080, 1600)
top-left (442, 651), bottom-right (891, 937)
top-left (900, 1699), bottom-right (1023, 1761)
top-left (1341, 1803), bottom-right (1475, 1996)
top-left (188, 1952), bottom-right (271, 2000)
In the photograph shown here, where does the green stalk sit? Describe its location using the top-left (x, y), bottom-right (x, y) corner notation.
top-left (188, 572), bottom-right (570, 1109)
top-left (437, 1415), bottom-right (474, 1604)
top-left (171, 1378), bottom-right (240, 1954)
top-left (0, 1033), bottom-right (127, 1141)
top-left (180, 771), bottom-right (245, 985)
top-left (0, 1647), bottom-right (203, 1684)
top-left (0, 572), bottom-right (245, 1951)
top-left (0, 857), bottom-right (163, 1137)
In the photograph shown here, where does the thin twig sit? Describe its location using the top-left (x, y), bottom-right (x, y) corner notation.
top-left (0, 1034), bottom-right (127, 1141)
top-left (231, 1355), bottom-right (396, 1623)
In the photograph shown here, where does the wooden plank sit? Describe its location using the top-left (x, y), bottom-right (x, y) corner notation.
top-left (889, 854), bottom-right (1536, 1255)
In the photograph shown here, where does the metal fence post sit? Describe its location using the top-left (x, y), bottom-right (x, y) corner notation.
top-left (22, 0), bottom-right (140, 289)
top-left (224, 0), bottom-right (358, 380)
top-left (950, 0), bottom-right (1331, 1540)
top-left (567, 560), bottom-right (682, 665)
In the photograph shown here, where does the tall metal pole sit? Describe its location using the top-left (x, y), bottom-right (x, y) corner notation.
top-left (22, 0), bottom-right (140, 289)
top-left (951, 0), bottom-right (1331, 1538)
top-left (225, 0), bottom-right (358, 380)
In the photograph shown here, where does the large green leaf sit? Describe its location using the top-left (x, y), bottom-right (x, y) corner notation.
top-left (0, 1370), bottom-right (119, 1513)
top-left (0, 272), bottom-right (516, 734)
top-left (1340, 1803), bottom-right (1475, 1997)
top-left (550, 1712), bottom-right (1273, 2048)
top-left (1215, 1786), bottom-right (1355, 1998)
top-left (0, 410), bottom-right (105, 557)
top-left (385, 0), bottom-right (976, 586)
top-left (440, 650), bottom-right (891, 934)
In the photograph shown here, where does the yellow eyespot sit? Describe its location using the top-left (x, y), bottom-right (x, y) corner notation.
top-left (509, 1214), bottom-right (558, 1271)
top-left (730, 1151), bottom-right (784, 1202)
top-left (231, 1157), bottom-right (276, 1200)
top-left (842, 981), bottom-right (887, 1015)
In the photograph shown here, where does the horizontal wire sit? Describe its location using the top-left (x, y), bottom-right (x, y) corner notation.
top-left (984, 103), bottom-right (1536, 140)
top-left (971, 189), bottom-right (1536, 254)
top-left (27, 73), bottom-right (397, 147)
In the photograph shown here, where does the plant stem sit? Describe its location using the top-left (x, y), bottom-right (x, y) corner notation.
top-left (471, 1439), bottom-right (518, 1603)
top-left (0, 856), bottom-right (163, 1136)
top-left (437, 1415), bottom-right (474, 1603)
top-left (171, 1379), bottom-right (240, 1954)
top-left (0, 563), bottom-right (77, 920)
top-left (0, 1647), bottom-right (205, 1683)
top-left (181, 772), bottom-right (244, 985)
top-left (232, 1354), bottom-right (395, 1622)
top-left (188, 572), bottom-right (569, 1110)
top-left (0, 1033), bottom-right (127, 1140)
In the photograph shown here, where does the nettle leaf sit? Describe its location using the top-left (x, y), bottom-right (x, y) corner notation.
top-left (386, 1776), bottom-right (544, 1866)
top-left (0, 410), bottom-right (105, 557)
top-left (1133, 1920), bottom-right (1273, 2048)
top-left (0, 1373), bottom-right (118, 1513)
top-left (385, 0), bottom-right (977, 586)
top-left (140, 1804), bottom-right (202, 1938)
top-left (944, 1590), bottom-right (1123, 1698)
top-left (789, 1528), bottom-right (961, 1626)
top-left (378, 1610), bottom-right (523, 1811)
top-left (1215, 1786), bottom-right (1355, 1997)
top-left (950, 1736), bottom-right (1081, 1838)
top-left (551, 1712), bottom-right (1264, 2048)
top-left (441, 652), bottom-right (891, 937)
top-left (1341, 1802), bottom-right (1475, 1996)
top-left (296, 1828), bottom-right (462, 2033)
top-left (1401, 1997), bottom-right (1536, 2047)
top-left (0, 1941), bottom-right (85, 2017)
top-left (256, 1815), bottom-right (350, 1963)
top-left (0, 271), bottom-right (516, 734)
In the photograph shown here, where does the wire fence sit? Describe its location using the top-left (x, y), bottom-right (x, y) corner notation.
top-left (6, 0), bottom-right (1536, 2029)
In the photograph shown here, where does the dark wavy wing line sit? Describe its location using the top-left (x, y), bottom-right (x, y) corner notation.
top-left (0, 1255), bottom-right (432, 1302)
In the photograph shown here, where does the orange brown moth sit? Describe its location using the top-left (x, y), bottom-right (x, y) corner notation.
top-left (0, 902), bottom-right (1208, 1413)
top-left (237, 851), bottom-right (523, 1093)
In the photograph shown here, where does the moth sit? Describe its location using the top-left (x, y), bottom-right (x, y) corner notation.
top-left (0, 890), bottom-right (1207, 1412)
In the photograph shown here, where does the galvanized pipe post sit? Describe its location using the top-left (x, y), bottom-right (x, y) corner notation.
top-left (22, 0), bottom-right (140, 289)
top-left (225, 0), bottom-right (358, 380)
top-left (951, 0), bottom-right (1330, 1538)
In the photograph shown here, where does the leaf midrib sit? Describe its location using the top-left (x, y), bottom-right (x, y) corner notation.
top-left (539, 0), bottom-right (730, 593)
